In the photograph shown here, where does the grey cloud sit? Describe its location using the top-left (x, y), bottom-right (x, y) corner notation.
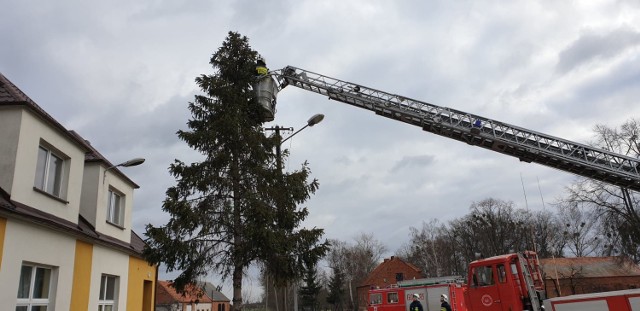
top-left (557, 27), bottom-right (640, 74)
top-left (549, 55), bottom-right (640, 119)
top-left (81, 94), bottom-right (193, 152)
top-left (391, 155), bottom-right (435, 172)
top-left (129, 0), bottom-right (216, 20)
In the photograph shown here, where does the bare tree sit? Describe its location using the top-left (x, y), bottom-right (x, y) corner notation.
top-left (456, 198), bottom-right (533, 257)
top-left (529, 210), bottom-right (565, 258)
top-left (400, 219), bottom-right (448, 277)
top-left (326, 234), bottom-right (386, 311)
top-left (556, 202), bottom-right (601, 257)
top-left (561, 119), bottom-right (640, 262)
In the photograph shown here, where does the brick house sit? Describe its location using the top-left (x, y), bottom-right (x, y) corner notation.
top-left (356, 256), bottom-right (423, 311)
top-left (156, 280), bottom-right (218, 311)
top-left (540, 256), bottom-right (640, 298)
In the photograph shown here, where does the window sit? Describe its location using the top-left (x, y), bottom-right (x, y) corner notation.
top-left (395, 273), bottom-right (404, 282)
top-left (497, 264), bottom-right (506, 283)
top-left (34, 146), bottom-right (64, 197)
top-left (16, 264), bottom-right (53, 310)
top-left (107, 189), bottom-right (124, 226)
top-left (387, 292), bottom-right (398, 303)
top-left (99, 274), bottom-right (119, 311)
top-left (472, 265), bottom-right (495, 286)
top-left (370, 293), bottom-right (382, 305)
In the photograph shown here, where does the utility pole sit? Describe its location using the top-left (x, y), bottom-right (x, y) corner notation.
top-left (264, 114), bottom-right (324, 311)
top-left (264, 125), bottom-right (294, 172)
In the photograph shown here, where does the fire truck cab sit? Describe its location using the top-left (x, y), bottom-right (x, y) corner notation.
top-left (464, 252), bottom-right (544, 311)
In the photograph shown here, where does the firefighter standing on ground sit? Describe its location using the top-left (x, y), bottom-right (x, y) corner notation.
top-left (409, 293), bottom-right (423, 311)
top-left (440, 294), bottom-right (452, 311)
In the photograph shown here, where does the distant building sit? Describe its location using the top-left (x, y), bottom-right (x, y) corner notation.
top-left (541, 256), bottom-right (640, 298)
top-left (356, 256), bottom-right (423, 311)
top-left (157, 280), bottom-right (227, 311)
top-left (201, 282), bottom-right (231, 311)
top-left (0, 72), bottom-right (156, 310)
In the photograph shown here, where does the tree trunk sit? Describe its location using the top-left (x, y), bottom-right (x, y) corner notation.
top-left (348, 280), bottom-right (353, 311)
top-left (232, 154), bottom-right (243, 311)
top-left (284, 285), bottom-right (288, 311)
top-left (274, 282), bottom-right (280, 311)
top-left (233, 263), bottom-right (243, 311)
top-left (293, 282), bottom-right (298, 311)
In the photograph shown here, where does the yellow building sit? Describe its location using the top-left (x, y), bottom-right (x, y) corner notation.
top-left (0, 72), bottom-right (156, 310)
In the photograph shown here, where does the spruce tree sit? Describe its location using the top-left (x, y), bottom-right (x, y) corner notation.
top-left (143, 31), bottom-right (327, 311)
top-left (326, 266), bottom-right (346, 311)
top-left (299, 260), bottom-right (322, 311)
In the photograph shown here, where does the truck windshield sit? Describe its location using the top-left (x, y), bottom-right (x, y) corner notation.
top-left (472, 265), bottom-right (495, 287)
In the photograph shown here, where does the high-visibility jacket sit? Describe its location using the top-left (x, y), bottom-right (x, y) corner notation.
top-left (256, 66), bottom-right (268, 75)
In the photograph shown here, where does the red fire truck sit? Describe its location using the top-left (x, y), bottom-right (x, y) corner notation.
top-left (368, 277), bottom-right (467, 311)
top-left (367, 251), bottom-right (640, 311)
top-left (366, 251), bottom-right (543, 311)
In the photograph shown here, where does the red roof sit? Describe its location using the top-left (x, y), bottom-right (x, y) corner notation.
top-left (156, 280), bottom-right (214, 304)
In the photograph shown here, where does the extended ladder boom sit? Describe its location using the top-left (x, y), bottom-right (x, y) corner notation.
top-left (266, 66), bottom-right (640, 191)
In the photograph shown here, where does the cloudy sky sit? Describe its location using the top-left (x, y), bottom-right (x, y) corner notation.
top-left (3, 0), bottom-right (640, 301)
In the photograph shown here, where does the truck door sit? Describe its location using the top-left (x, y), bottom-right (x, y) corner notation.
top-left (426, 286), bottom-right (449, 311)
top-left (467, 265), bottom-right (503, 311)
top-left (494, 263), bottom-right (519, 311)
top-left (404, 289), bottom-right (427, 311)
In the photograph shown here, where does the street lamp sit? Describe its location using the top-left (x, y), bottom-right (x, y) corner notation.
top-left (108, 158), bottom-right (146, 170)
top-left (265, 114), bottom-right (324, 171)
top-left (281, 114), bottom-right (325, 145)
top-left (103, 157), bottom-right (146, 182)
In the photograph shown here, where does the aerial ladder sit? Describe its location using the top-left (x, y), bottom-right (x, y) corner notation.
top-left (256, 65), bottom-right (640, 192)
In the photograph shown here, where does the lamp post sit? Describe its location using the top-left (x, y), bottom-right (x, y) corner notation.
top-left (281, 114), bottom-right (324, 145)
top-left (100, 157), bottom-right (145, 226)
top-left (108, 157), bottom-right (145, 170)
top-left (103, 157), bottom-right (146, 183)
top-left (264, 114), bottom-right (323, 311)
top-left (265, 113), bottom-right (324, 172)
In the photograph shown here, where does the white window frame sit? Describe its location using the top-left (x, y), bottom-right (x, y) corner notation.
top-left (106, 188), bottom-right (125, 226)
top-left (99, 274), bottom-right (119, 311)
top-left (16, 263), bottom-right (54, 310)
top-left (34, 145), bottom-right (65, 197)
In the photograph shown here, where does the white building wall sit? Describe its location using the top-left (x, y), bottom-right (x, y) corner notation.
top-left (80, 163), bottom-right (101, 227)
top-left (96, 168), bottom-right (135, 242)
top-left (11, 109), bottom-right (86, 223)
top-left (0, 219), bottom-right (77, 310)
top-left (88, 244), bottom-right (131, 311)
top-left (0, 107), bottom-right (21, 193)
